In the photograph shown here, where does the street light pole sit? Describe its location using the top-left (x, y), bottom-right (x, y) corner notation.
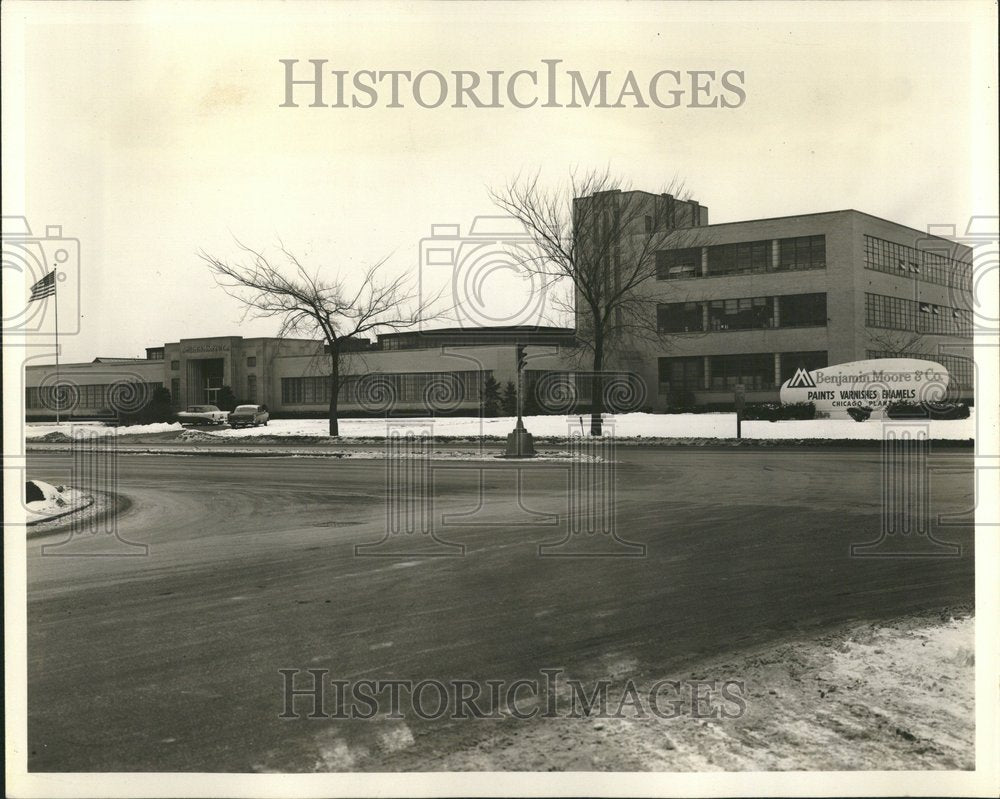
top-left (516, 345), bottom-right (523, 430)
top-left (504, 342), bottom-right (535, 458)
top-left (54, 268), bottom-right (61, 426)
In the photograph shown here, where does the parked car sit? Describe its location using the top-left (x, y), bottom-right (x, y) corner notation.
top-left (228, 404), bottom-right (269, 428)
top-left (176, 404), bottom-right (228, 425)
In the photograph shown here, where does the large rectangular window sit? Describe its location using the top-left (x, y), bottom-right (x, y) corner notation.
top-left (282, 371), bottom-right (489, 406)
top-left (777, 235), bottom-right (825, 271)
top-left (657, 302), bottom-right (703, 333)
top-left (657, 357), bottom-right (703, 391)
top-left (864, 235), bottom-right (971, 289)
top-left (709, 353), bottom-right (774, 390)
top-left (779, 293), bottom-right (827, 327)
top-left (26, 382), bottom-right (162, 411)
top-left (656, 248), bottom-right (701, 279)
top-left (865, 293), bottom-right (972, 337)
top-left (706, 240), bottom-right (770, 276)
top-left (707, 296), bottom-right (774, 330)
top-left (657, 235), bottom-right (825, 280)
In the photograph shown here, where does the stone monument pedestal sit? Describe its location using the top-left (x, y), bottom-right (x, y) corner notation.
top-left (503, 419), bottom-right (536, 458)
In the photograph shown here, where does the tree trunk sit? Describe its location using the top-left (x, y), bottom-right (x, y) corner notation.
top-left (590, 333), bottom-right (604, 436)
top-left (328, 345), bottom-right (340, 438)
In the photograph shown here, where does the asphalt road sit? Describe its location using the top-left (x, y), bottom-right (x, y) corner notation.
top-left (25, 447), bottom-right (975, 771)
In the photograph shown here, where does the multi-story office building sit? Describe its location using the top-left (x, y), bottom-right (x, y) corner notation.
top-left (645, 205), bottom-right (973, 407)
top-left (23, 193), bottom-right (974, 419)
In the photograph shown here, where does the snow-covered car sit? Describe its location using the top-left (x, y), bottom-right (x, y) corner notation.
top-left (176, 404), bottom-right (228, 425)
top-left (228, 404), bottom-right (269, 428)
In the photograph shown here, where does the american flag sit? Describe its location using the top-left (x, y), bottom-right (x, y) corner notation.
top-left (29, 270), bottom-right (56, 302)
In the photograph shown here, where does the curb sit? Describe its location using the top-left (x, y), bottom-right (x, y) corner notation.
top-left (25, 496), bottom-right (95, 526)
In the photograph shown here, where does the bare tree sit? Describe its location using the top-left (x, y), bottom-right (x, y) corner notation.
top-left (200, 242), bottom-right (436, 436)
top-left (490, 168), bottom-right (705, 435)
top-left (867, 328), bottom-right (928, 358)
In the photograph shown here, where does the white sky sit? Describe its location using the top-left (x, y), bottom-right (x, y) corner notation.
top-left (3, 0), bottom-right (997, 363)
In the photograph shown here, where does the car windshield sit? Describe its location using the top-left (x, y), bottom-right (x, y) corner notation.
top-left (234, 405), bottom-right (257, 413)
top-left (187, 406), bottom-right (213, 412)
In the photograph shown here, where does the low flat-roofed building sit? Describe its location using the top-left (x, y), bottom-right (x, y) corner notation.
top-left (23, 326), bottom-right (574, 419)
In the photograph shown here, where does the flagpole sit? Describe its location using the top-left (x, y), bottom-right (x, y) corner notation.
top-left (54, 268), bottom-right (60, 425)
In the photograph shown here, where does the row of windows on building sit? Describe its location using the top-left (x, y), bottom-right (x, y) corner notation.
top-left (26, 382), bottom-right (163, 411)
top-left (656, 235), bottom-right (826, 279)
top-left (657, 292), bottom-right (827, 333)
top-left (281, 370), bottom-right (488, 406)
top-left (658, 351), bottom-right (828, 392)
top-left (523, 370), bottom-right (644, 410)
top-left (864, 235), bottom-right (972, 290)
top-left (865, 293), bottom-right (972, 337)
top-left (378, 332), bottom-right (576, 351)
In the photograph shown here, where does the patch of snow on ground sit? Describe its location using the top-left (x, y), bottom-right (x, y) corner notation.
top-left (423, 613), bottom-right (974, 772)
top-left (25, 486), bottom-right (91, 523)
top-left (25, 421), bottom-right (184, 439)
top-left (25, 411), bottom-right (975, 441)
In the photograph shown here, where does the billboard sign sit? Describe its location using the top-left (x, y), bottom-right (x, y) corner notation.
top-left (779, 358), bottom-right (950, 417)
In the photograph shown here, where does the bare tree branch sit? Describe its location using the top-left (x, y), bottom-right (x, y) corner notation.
top-left (199, 242), bottom-right (441, 436)
top-left (490, 169), bottom-right (707, 434)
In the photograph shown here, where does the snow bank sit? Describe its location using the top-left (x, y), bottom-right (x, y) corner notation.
top-left (424, 612), bottom-right (974, 771)
top-left (24, 480), bottom-right (92, 524)
top-left (25, 411), bottom-right (975, 442)
top-left (25, 422), bottom-right (184, 440)
top-left (168, 411), bottom-right (976, 440)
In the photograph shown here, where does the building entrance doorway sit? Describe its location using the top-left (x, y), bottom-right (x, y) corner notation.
top-left (187, 358), bottom-right (225, 405)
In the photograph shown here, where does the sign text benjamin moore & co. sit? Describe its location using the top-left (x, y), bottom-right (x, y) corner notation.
top-left (779, 358), bottom-right (950, 416)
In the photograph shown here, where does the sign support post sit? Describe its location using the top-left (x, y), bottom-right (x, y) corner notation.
top-left (734, 383), bottom-right (746, 439)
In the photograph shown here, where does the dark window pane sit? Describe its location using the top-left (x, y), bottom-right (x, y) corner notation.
top-left (656, 248), bottom-right (701, 279)
top-left (779, 293), bottom-right (827, 327)
top-left (709, 353), bottom-right (774, 390)
top-left (657, 302), bottom-right (703, 333)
